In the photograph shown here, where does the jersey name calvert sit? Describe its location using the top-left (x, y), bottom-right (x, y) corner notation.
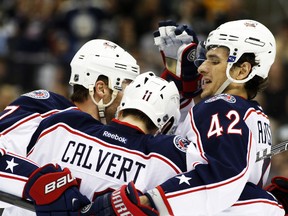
top-left (61, 139), bottom-right (146, 183)
top-left (27, 110), bottom-right (187, 200)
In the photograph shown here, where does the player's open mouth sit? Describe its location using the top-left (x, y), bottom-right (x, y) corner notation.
top-left (202, 78), bottom-right (211, 88)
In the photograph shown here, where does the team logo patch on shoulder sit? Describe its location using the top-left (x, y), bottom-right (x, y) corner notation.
top-left (205, 94), bottom-right (236, 104)
top-left (174, 135), bottom-right (190, 152)
top-left (22, 90), bottom-right (50, 99)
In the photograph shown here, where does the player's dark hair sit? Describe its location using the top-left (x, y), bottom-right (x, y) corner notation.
top-left (245, 76), bottom-right (268, 99)
top-left (121, 109), bottom-right (158, 133)
top-left (233, 53), bottom-right (268, 99)
top-left (70, 75), bottom-right (109, 103)
top-left (70, 85), bottom-right (88, 103)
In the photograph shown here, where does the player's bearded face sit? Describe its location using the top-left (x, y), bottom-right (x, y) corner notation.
top-left (198, 47), bottom-right (229, 98)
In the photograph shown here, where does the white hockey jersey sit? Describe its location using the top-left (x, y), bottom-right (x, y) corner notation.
top-left (0, 90), bottom-right (76, 156)
top-left (0, 90), bottom-right (76, 215)
top-left (27, 109), bottom-right (189, 200)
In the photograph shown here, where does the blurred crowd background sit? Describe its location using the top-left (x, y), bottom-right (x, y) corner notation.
top-left (0, 0), bottom-right (287, 183)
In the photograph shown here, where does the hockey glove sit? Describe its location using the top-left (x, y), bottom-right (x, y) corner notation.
top-left (265, 176), bottom-right (288, 214)
top-left (154, 20), bottom-right (202, 98)
top-left (80, 181), bottom-right (159, 216)
top-left (24, 163), bottom-right (90, 216)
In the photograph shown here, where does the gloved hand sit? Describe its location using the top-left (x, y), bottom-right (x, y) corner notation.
top-left (154, 20), bottom-right (202, 98)
top-left (80, 181), bottom-right (159, 216)
top-left (24, 163), bottom-right (90, 216)
top-left (265, 176), bottom-right (288, 214)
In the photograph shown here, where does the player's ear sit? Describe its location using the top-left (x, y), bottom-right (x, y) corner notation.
top-left (95, 80), bottom-right (108, 99)
top-left (238, 62), bottom-right (251, 80)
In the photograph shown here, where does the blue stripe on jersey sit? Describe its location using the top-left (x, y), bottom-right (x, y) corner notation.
top-left (0, 153), bottom-right (38, 178)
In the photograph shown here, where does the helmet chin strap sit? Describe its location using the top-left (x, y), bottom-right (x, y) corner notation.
top-left (88, 85), bottom-right (118, 124)
top-left (214, 62), bottom-right (233, 95)
top-left (214, 78), bottom-right (232, 95)
top-left (214, 56), bottom-right (256, 95)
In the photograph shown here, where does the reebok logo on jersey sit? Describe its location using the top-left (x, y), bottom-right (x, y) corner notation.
top-left (103, 131), bottom-right (127, 144)
top-left (205, 94), bottom-right (236, 104)
top-left (22, 90), bottom-right (50, 99)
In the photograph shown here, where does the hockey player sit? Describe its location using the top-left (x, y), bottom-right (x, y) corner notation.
top-left (2, 72), bottom-right (189, 216)
top-left (153, 19), bottom-right (288, 215)
top-left (152, 19), bottom-right (288, 216)
top-left (0, 39), bottom-right (140, 215)
top-left (0, 39), bottom-right (139, 156)
top-left (83, 20), bottom-right (286, 215)
top-left (68, 39), bottom-right (140, 125)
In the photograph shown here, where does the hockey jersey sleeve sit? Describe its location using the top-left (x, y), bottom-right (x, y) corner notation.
top-left (0, 147), bottom-right (38, 198)
top-left (0, 90), bottom-right (76, 156)
top-left (147, 95), bottom-right (260, 215)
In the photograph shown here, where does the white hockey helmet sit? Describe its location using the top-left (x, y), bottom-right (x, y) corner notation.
top-left (69, 39), bottom-right (140, 91)
top-left (118, 72), bottom-right (180, 133)
top-left (206, 19), bottom-right (276, 84)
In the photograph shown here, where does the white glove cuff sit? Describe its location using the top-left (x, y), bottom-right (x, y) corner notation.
top-left (146, 188), bottom-right (170, 215)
